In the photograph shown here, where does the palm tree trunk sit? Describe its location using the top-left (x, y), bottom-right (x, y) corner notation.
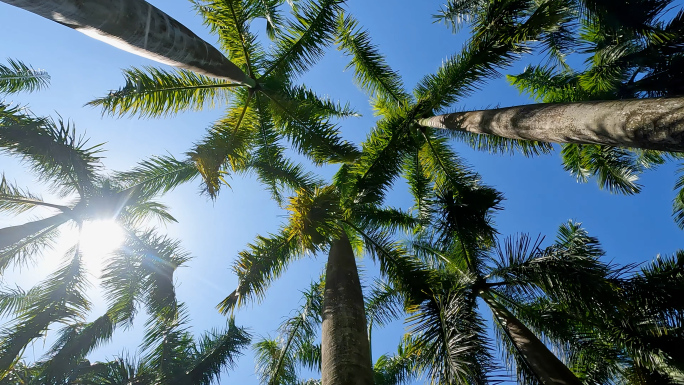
top-left (481, 292), bottom-right (582, 385)
top-left (0, 0), bottom-right (256, 86)
top-left (321, 233), bottom-right (373, 385)
top-left (419, 97), bottom-right (684, 152)
top-left (0, 214), bottom-right (69, 250)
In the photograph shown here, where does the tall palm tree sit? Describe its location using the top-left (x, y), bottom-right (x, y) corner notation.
top-left (252, 279), bottom-right (421, 385)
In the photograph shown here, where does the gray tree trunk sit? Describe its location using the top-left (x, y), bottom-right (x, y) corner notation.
top-left (482, 293), bottom-right (582, 385)
top-left (419, 97), bottom-right (684, 152)
top-left (321, 233), bottom-right (373, 385)
top-left (0, 0), bottom-right (255, 86)
top-left (0, 214), bottom-right (69, 250)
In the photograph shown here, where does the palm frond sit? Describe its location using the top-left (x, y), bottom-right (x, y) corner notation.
top-left (335, 13), bottom-right (410, 107)
top-left (219, 230), bottom-right (302, 313)
top-left (265, 87), bottom-right (360, 165)
top-left (89, 67), bottom-right (240, 118)
top-left (39, 314), bottom-right (115, 383)
top-left (561, 144), bottom-right (642, 194)
top-left (0, 59), bottom-right (49, 94)
top-left (373, 339), bottom-right (422, 385)
top-left (0, 175), bottom-right (46, 215)
top-left (263, 0), bottom-right (344, 78)
top-left (0, 249), bottom-right (90, 375)
top-left (113, 155), bottom-right (199, 201)
top-left (407, 289), bottom-right (494, 385)
top-left (0, 116), bottom-right (102, 197)
top-left (187, 318), bottom-right (252, 384)
top-left (193, 0), bottom-right (264, 76)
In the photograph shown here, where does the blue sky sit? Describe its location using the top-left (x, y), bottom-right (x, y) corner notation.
top-left (1, 0), bottom-right (683, 383)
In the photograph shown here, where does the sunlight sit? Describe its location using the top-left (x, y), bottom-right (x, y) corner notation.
top-left (78, 220), bottom-right (125, 259)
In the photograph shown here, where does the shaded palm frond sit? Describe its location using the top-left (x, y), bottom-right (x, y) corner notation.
top-left (0, 59), bottom-right (49, 94)
top-left (0, 116), bottom-right (101, 197)
top-left (561, 143), bottom-right (642, 194)
top-left (187, 318), bottom-right (252, 385)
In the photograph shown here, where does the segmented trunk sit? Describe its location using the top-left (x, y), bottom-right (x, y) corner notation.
top-left (0, 214), bottom-right (69, 250)
top-left (0, 0), bottom-right (255, 86)
top-left (482, 293), bottom-right (582, 385)
top-left (321, 233), bottom-right (373, 385)
top-left (419, 97), bottom-right (684, 152)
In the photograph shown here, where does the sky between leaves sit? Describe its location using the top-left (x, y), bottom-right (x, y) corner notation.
top-left (0, 0), bottom-right (683, 383)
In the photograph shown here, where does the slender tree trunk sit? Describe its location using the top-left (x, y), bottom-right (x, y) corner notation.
top-left (0, 0), bottom-right (256, 86)
top-left (419, 97), bottom-right (684, 152)
top-left (481, 292), bottom-right (582, 385)
top-left (0, 214), bottom-right (69, 250)
top-left (321, 233), bottom-right (373, 385)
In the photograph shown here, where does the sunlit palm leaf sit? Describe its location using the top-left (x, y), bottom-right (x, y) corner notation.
top-left (89, 67), bottom-right (240, 118)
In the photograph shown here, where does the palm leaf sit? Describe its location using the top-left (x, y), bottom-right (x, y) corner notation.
top-left (0, 59), bottom-right (49, 94)
top-left (89, 67), bottom-right (240, 118)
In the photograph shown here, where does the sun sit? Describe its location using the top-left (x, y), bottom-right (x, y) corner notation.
top-left (78, 220), bottom-right (125, 259)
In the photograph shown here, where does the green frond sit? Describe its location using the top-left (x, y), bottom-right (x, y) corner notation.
top-left (0, 59), bottom-right (49, 94)
top-left (219, 230), bottom-right (302, 313)
top-left (263, 0), bottom-right (344, 78)
top-left (285, 186), bottom-right (341, 252)
top-left (415, 0), bottom-right (573, 113)
top-left (507, 66), bottom-right (591, 103)
top-left (250, 0), bottom-right (287, 39)
top-left (365, 280), bottom-right (405, 328)
top-left (187, 318), bottom-right (252, 384)
top-left (454, 130), bottom-right (555, 156)
top-left (352, 206), bottom-right (419, 234)
top-left (89, 67), bottom-right (240, 118)
top-left (349, 224), bottom-right (433, 303)
top-left (281, 84), bottom-right (360, 119)
top-left (0, 116), bottom-right (102, 197)
top-left (433, 0), bottom-right (487, 33)
top-left (250, 95), bottom-right (321, 204)
top-left (113, 155), bottom-right (199, 200)
top-left (417, 131), bottom-right (479, 192)
top-left (193, 0), bottom-right (264, 75)
top-left (255, 281), bottom-right (323, 385)
top-left (561, 144), bottom-right (642, 194)
top-left (373, 339), bottom-right (421, 385)
top-left (335, 13), bottom-right (410, 108)
top-left (403, 151), bottom-right (434, 227)
top-left (340, 115), bottom-right (415, 206)
top-left (407, 289), bottom-right (494, 385)
top-left (141, 304), bottom-right (194, 383)
top-left (0, 286), bottom-right (40, 319)
top-left (265, 87), bottom-right (360, 165)
top-left (190, 92), bottom-right (257, 197)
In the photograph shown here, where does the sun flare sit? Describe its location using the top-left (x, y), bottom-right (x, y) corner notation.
top-left (78, 220), bottom-right (125, 258)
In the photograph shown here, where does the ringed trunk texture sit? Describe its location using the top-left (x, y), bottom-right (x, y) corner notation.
top-left (482, 293), bottom-right (582, 385)
top-left (1, 0), bottom-right (255, 86)
top-left (419, 97), bottom-right (684, 152)
top-left (0, 214), bottom-right (69, 250)
top-left (321, 233), bottom-right (373, 385)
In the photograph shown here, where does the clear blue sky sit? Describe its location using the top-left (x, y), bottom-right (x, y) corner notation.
top-left (1, 0), bottom-right (682, 383)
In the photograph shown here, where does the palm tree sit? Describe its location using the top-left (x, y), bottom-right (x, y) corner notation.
top-left (0, 77), bottom-right (198, 377)
top-left (252, 279), bottom-right (421, 385)
top-left (7, 0), bottom-right (684, 161)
